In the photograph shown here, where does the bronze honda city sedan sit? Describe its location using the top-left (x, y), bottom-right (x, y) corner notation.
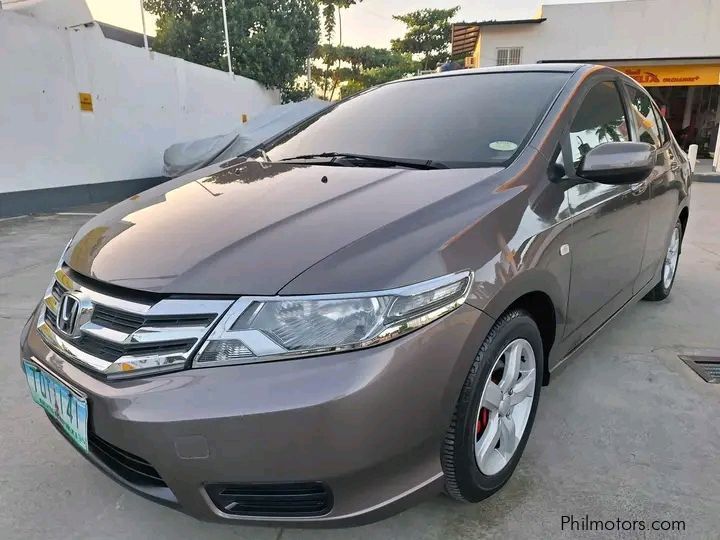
top-left (20, 64), bottom-right (690, 526)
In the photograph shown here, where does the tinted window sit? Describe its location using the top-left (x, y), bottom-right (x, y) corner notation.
top-left (625, 85), bottom-right (663, 147)
top-left (569, 81), bottom-right (629, 166)
top-left (265, 72), bottom-right (569, 168)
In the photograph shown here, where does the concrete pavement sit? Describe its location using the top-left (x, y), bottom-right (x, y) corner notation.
top-left (1, 184), bottom-right (719, 539)
top-left (694, 158), bottom-right (720, 182)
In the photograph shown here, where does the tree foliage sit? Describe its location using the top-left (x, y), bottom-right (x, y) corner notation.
top-left (312, 44), bottom-right (416, 100)
top-left (316, 0), bottom-right (362, 43)
top-left (144, 0), bottom-right (320, 101)
top-left (391, 6), bottom-right (460, 70)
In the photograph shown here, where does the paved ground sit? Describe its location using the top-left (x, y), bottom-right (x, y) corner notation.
top-left (1, 185), bottom-right (719, 540)
top-left (694, 158), bottom-right (720, 181)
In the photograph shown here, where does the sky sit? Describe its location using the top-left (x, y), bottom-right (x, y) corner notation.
top-left (87, 0), bottom-right (157, 35)
top-left (86, 0), bottom-right (625, 48)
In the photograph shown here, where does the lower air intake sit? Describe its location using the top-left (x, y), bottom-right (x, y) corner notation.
top-left (89, 432), bottom-right (167, 487)
top-left (206, 482), bottom-right (332, 517)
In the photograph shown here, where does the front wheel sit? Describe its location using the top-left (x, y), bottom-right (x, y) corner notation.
top-left (643, 220), bottom-right (683, 301)
top-left (442, 309), bottom-right (543, 502)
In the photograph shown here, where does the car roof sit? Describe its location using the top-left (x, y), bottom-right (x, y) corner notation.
top-left (412, 63), bottom-right (586, 82)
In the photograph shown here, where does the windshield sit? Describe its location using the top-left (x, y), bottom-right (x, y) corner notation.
top-left (264, 71), bottom-right (569, 168)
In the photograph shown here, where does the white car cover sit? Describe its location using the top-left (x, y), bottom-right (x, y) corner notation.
top-left (163, 98), bottom-right (331, 177)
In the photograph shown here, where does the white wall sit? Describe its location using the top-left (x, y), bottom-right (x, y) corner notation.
top-left (0, 10), bottom-right (279, 194)
top-left (478, 0), bottom-right (720, 66)
top-left (3, 0), bottom-right (94, 28)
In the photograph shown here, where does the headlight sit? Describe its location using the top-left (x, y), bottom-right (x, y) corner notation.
top-left (193, 271), bottom-right (472, 367)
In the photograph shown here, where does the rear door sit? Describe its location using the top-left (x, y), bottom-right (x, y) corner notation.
top-left (623, 83), bottom-right (680, 288)
top-left (561, 80), bottom-right (651, 346)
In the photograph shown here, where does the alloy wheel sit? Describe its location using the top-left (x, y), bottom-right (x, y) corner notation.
top-left (474, 338), bottom-right (536, 476)
top-left (663, 225), bottom-right (681, 290)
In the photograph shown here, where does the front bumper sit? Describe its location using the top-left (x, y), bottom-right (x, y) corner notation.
top-left (21, 304), bottom-right (493, 527)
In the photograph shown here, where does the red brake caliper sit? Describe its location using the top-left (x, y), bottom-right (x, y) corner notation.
top-left (477, 371), bottom-right (501, 438)
top-left (476, 407), bottom-right (489, 438)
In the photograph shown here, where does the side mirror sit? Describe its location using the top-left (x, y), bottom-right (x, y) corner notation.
top-left (577, 142), bottom-right (655, 184)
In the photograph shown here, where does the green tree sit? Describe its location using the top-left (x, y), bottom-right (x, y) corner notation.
top-left (339, 62), bottom-right (415, 98)
top-left (317, 0), bottom-right (362, 44)
top-left (312, 44), bottom-right (416, 100)
top-left (144, 0), bottom-right (320, 102)
top-left (313, 1), bottom-right (363, 100)
top-left (391, 6), bottom-right (460, 71)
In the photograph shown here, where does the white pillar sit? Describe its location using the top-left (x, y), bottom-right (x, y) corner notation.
top-left (688, 144), bottom-right (698, 172)
top-left (221, 0), bottom-right (233, 74)
top-left (139, 0), bottom-right (149, 50)
top-left (682, 87), bottom-right (695, 129)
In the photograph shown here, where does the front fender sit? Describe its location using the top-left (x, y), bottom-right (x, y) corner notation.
top-left (465, 218), bottom-right (573, 370)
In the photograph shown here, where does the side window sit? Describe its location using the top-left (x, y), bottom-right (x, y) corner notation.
top-left (569, 82), bottom-right (630, 168)
top-left (625, 85), bottom-right (663, 147)
top-left (651, 103), bottom-right (668, 144)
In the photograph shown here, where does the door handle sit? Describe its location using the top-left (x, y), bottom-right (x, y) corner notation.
top-left (631, 180), bottom-right (648, 195)
top-left (670, 160), bottom-right (680, 171)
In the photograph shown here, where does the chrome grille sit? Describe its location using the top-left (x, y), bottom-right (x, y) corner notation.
top-left (90, 304), bottom-right (217, 334)
top-left (51, 281), bottom-right (65, 302)
top-left (44, 309), bottom-right (196, 361)
top-left (91, 304), bottom-right (145, 333)
top-left (38, 266), bottom-right (233, 378)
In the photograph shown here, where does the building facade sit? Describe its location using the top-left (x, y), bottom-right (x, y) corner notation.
top-left (451, 0), bottom-right (720, 158)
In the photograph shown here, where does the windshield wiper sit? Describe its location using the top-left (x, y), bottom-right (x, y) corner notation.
top-left (278, 152), bottom-right (448, 170)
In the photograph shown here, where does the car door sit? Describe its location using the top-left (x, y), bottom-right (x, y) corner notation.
top-left (560, 80), bottom-right (651, 347)
top-left (623, 83), bottom-right (680, 288)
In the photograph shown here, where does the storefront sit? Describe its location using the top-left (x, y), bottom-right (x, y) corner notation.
top-left (614, 63), bottom-right (720, 156)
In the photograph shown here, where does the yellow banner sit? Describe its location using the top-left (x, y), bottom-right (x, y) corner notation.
top-left (617, 64), bottom-right (720, 87)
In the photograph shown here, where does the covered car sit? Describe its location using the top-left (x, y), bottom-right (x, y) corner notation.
top-left (163, 98), bottom-right (330, 177)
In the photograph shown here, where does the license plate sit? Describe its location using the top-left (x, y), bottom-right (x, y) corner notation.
top-left (23, 360), bottom-right (88, 453)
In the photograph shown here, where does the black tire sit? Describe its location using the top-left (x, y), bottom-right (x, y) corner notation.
top-left (442, 309), bottom-right (544, 502)
top-left (643, 219), bottom-right (683, 302)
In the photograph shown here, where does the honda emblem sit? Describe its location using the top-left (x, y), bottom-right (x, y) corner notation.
top-left (56, 293), bottom-right (87, 337)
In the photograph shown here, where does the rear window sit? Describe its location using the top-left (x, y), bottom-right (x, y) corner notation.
top-left (265, 72), bottom-right (569, 168)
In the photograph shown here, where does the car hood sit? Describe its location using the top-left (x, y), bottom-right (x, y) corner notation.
top-left (65, 161), bottom-right (505, 295)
